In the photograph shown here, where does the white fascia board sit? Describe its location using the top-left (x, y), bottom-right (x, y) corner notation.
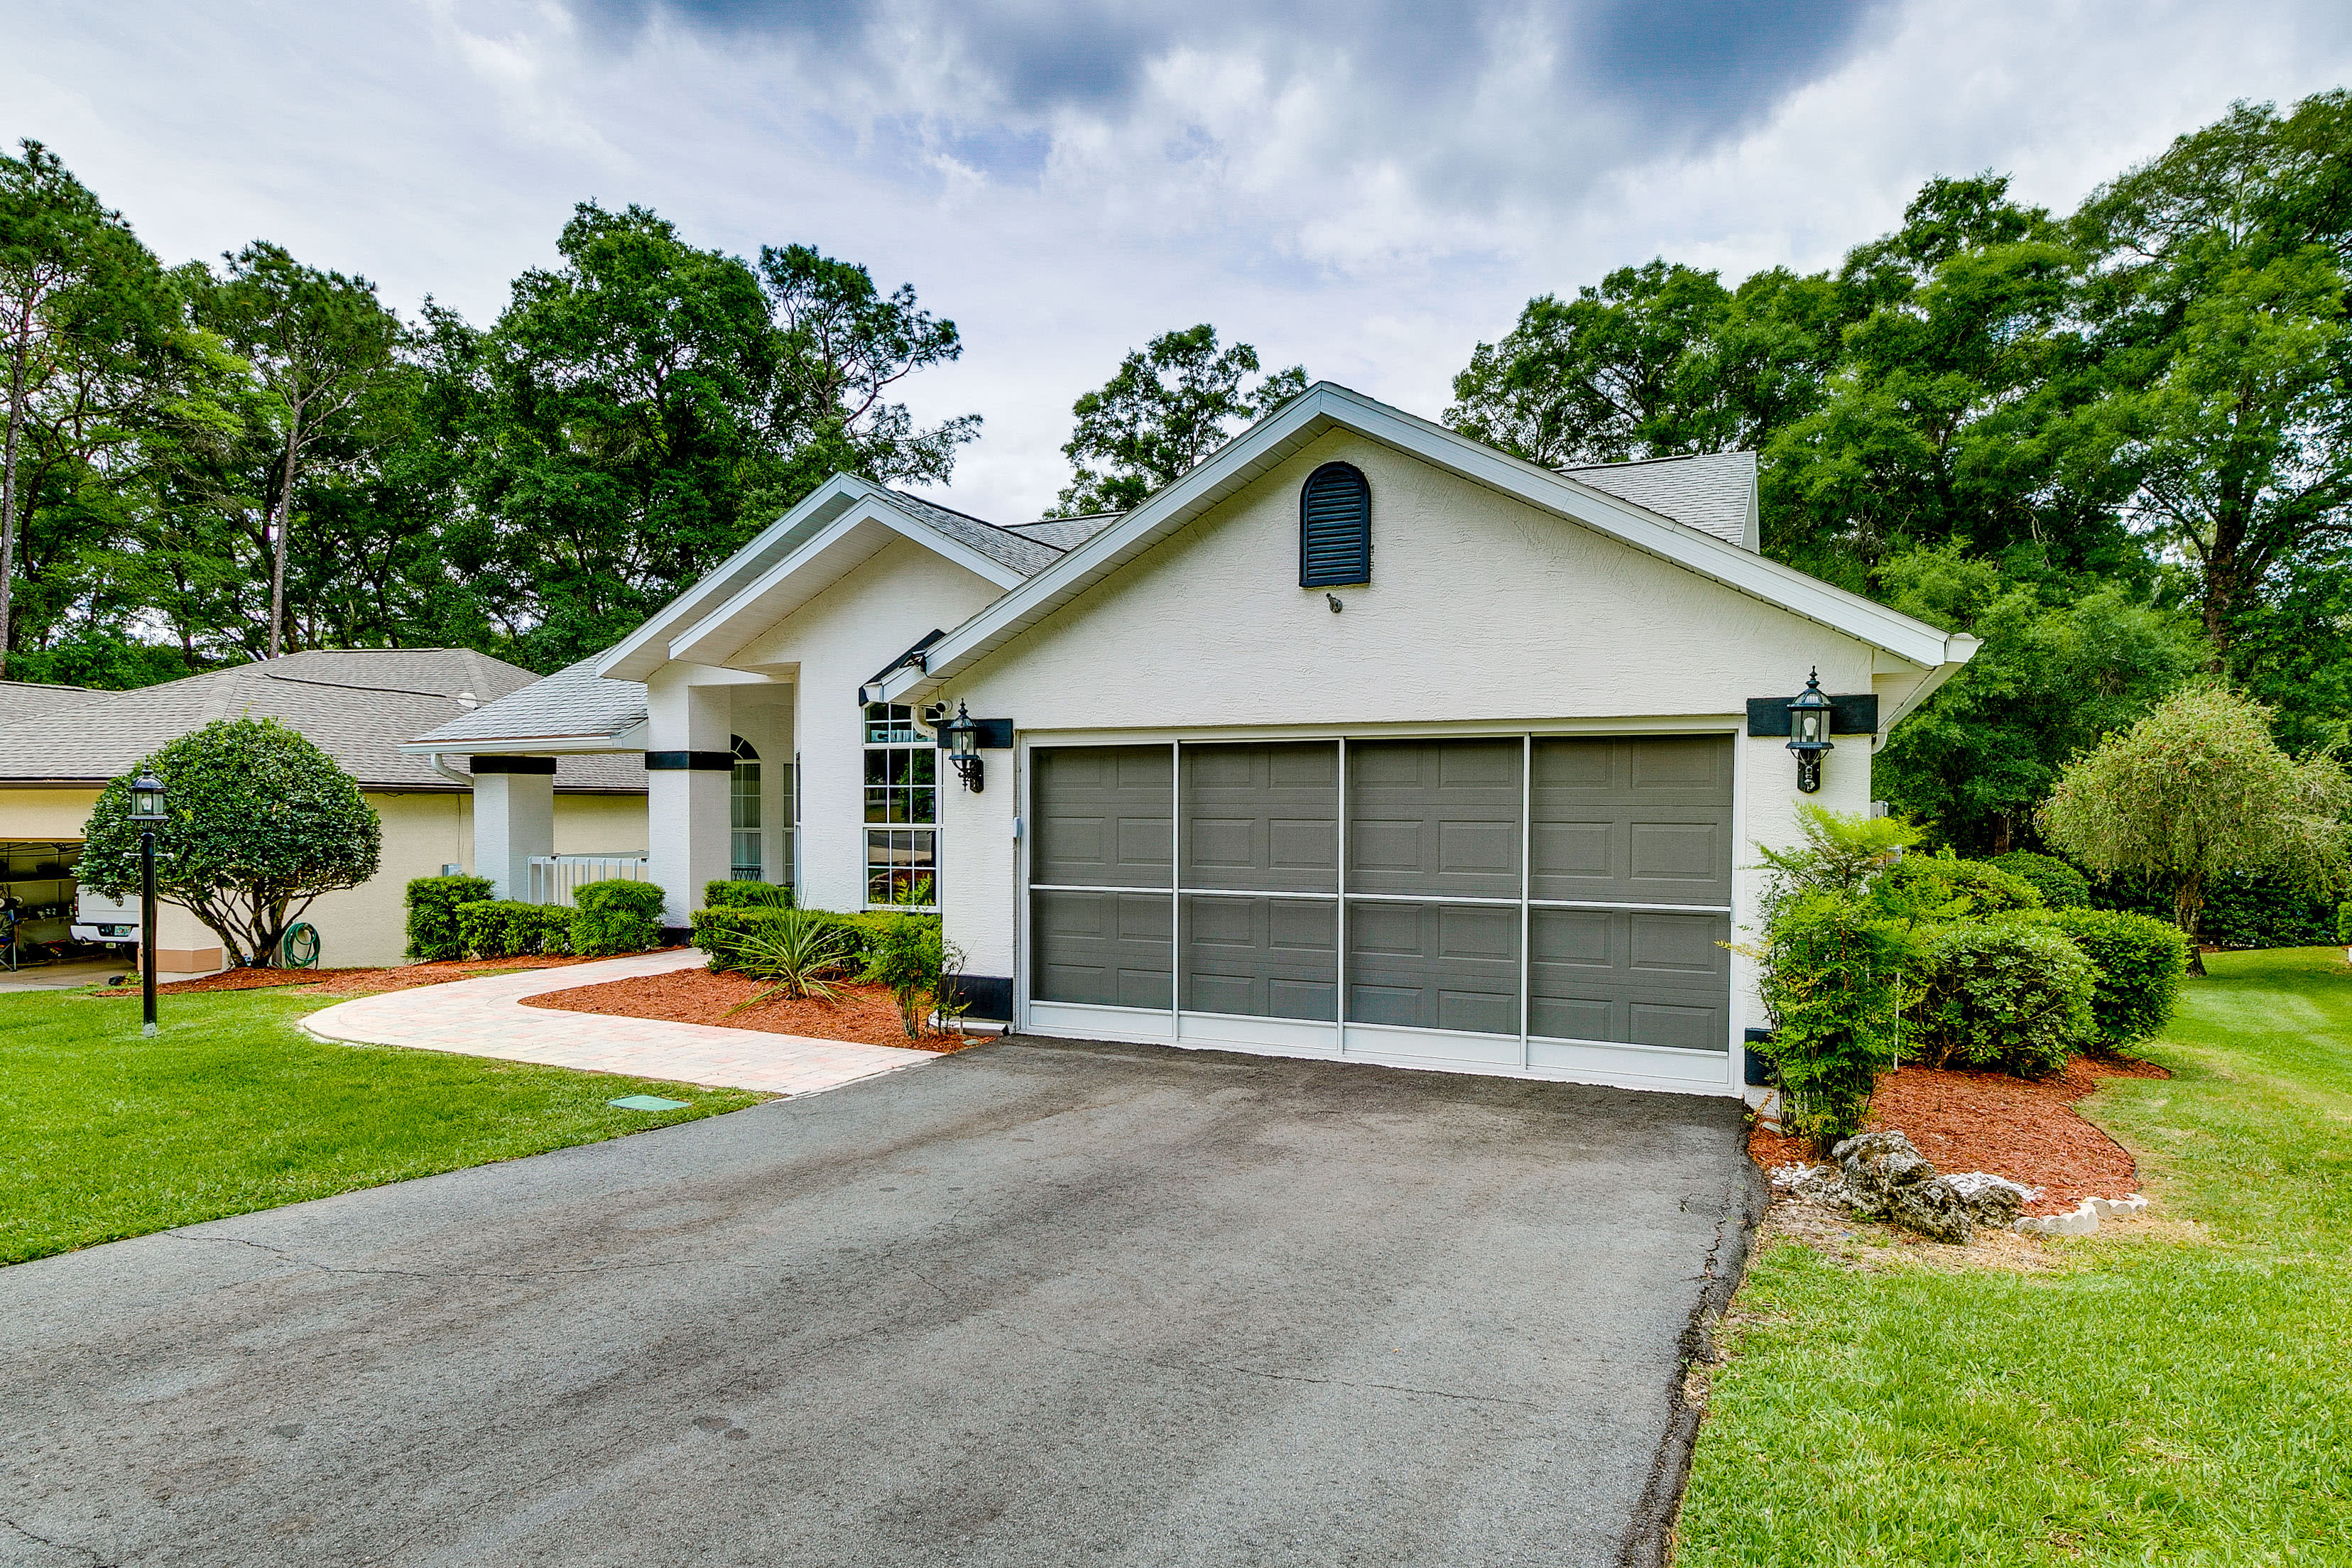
top-left (1877, 633), bottom-right (1980, 737)
top-left (881, 383), bottom-right (1957, 701)
top-left (595, 475), bottom-right (871, 682)
top-left (663, 494), bottom-right (1030, 670)
top-left (398, 725), bottom-right (646, 757)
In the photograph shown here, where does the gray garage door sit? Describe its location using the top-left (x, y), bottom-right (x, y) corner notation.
top-left (1028, 734), bottom-right (1733, 1076)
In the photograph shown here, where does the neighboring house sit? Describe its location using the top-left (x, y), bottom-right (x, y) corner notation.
top-left (0, 650), bottom-right (648, 971)
top-left (408, 383), bottom-right (1975, 1096)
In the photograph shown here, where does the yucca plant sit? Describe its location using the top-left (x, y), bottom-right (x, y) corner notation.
top-left (716, 909), bottom-right (851, 1011)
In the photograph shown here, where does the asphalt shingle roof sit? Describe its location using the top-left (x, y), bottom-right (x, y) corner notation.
top-left (1562, 452), bottom-right (1758, 550)
top-left (0, 680), bottom-right (95, 726)
top-left (885, 489), bottom-right (1067, 577)
top-left (1003, 513), bottom-right (1121, 550)
top-left (408, 655), bottom-right (650, 755)
top-left (0, 649), bottom-right (643, 793)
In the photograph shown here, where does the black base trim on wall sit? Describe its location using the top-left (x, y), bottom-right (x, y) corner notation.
top-left (947, 974), bottom-right (1014, 1023)
top-left (644, 751), bottom-right (736, 771)
top-left (1743, 1027), bottom-right (1777, 1087)
top-left (471, 754), bottom-right (558, 775)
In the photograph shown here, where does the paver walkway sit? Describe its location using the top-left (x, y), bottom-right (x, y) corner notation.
top-left (303, 947), bottom-right (935, 1096)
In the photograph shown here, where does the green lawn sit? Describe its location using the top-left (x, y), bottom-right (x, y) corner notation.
top-left (1677, 947), bottom-right (2352, 1565)
top-left (0, 985), bottom-right (767, 1266)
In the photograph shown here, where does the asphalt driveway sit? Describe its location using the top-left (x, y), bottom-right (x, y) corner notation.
top-left (1, 1036), bottom-right (1761, 1568)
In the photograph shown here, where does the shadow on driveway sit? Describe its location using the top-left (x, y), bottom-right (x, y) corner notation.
top-left (1, 1035), bottom-right (1763, 1567)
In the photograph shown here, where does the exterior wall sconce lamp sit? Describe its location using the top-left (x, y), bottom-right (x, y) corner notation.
top-left (1787, 670), bottom-right (1835, 795)
top-left (126, 768), bottom-right (167, 1036)
top-left (942, 701), bottom-right (984, 793)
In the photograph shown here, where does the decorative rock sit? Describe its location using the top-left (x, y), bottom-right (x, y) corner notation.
top-left (1885, 1177), bottom-right (1976, 1243)
top-left (1942, 1171), bottom-right (2037, 1226)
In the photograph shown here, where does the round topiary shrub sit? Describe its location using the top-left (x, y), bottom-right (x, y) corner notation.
top-left (1909, 922), bottom-right (2096, 1077)
top-left (2042, 906), bottom-right (2189, 1050)
top-left (1991, 851), bottom-right (2092, 910)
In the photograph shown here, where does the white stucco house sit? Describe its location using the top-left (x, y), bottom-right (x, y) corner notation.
top-left (405, 383), bottom-right (1974, 1096)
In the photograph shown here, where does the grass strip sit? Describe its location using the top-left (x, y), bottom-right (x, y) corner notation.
top-left (1675, 947), bottom-right (2352, 1565)
top-left (0, 986), bottom-right (767, 1265)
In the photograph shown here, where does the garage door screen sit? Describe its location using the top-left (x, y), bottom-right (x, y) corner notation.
top-left (1029, 735), bottom-right (1733, 1077)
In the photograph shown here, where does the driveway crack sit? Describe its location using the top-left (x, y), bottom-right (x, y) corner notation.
top-left (1, 1512), bottom-right (114, 1567)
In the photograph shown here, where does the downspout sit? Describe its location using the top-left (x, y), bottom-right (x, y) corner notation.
top-left (426, 753), bottom-right (472, 787)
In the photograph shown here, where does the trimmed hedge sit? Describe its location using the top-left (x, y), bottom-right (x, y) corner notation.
top-left (406, 874), bottom-right (493, 962)
top-left (1991, 851), bottom-right (2092, 910)
top-left (690, 905), bottom-right (922, 971)
top-left (456, 900), bottom-right (575, 959)
top-left (704, 879), bottom-right (794, 910)
top-left (2041, 907), bottom-right (2189, 1050)
top-left (572, 877), bottom-right (665, 956)
top-left (1909, 921), bottom-right (2096, 1077)
top-left (2099, 869), bottom-right (2338, 949)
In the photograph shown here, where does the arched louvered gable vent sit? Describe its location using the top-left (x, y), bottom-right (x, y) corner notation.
top-left (1299, 462), bottom-right (1371, 587)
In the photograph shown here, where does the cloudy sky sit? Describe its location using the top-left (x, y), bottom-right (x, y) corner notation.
top-left (10, 1), bottom-right (2352, 522)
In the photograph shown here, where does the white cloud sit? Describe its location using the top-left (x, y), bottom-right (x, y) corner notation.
top-left (4, 0), bottom-right (2348, 523)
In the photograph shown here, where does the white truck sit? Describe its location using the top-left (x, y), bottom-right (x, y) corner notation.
top-left (71, 886), bottom-right (140, 954)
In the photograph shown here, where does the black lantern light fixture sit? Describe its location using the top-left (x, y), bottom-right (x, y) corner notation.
top-left (126, 768), bottom-right (166, 1037)
top-left (1786, 670), bottom-right (1835, 795)
top-left (942, 701), bottom-right (984, 793)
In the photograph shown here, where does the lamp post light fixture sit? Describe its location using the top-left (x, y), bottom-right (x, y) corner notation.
top-left (1786, 670), bottom-right (1835, 795)
top-left (942, 701), bottom-right (984, 793)
top-left (126, 768), bottom-right (166, 1036)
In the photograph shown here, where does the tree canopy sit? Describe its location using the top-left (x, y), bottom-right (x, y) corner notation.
top-left (1050, 324), bottom-right (1305, 516)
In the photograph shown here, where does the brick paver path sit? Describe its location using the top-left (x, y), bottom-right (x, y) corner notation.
top-left (302, 947), bottom-right (936, 1096)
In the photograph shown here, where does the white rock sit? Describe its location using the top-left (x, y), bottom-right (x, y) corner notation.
top-left (1946, 1171), bottom-right (2042, 1204)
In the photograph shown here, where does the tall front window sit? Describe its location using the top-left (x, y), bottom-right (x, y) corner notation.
top-left (730, 736), bottom-right (762, 881)
top-left (864, 702), bottom-right (936, 907)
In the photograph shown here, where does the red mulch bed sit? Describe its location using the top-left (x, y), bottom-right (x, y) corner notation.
top-left (1751, 1054), bottom-right (2171, 1214)
top-left (93, 956), bottom-right (601, 997)
top-left (523, 968), bottom-right (979, 1052)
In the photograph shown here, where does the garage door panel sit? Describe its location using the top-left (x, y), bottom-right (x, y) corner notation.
top-left (1180, 741), bottom-right (1338, 893)
top-left (1346, 900), bottom-right (1520, 1035)
top-left (1528, 908), bottom-right (1727, 1050)
top-left (1033, 890), bottom-right (1172, 1009)
top-left (1181, 894), bottom-right (1337, 1020)
top-left (1033, 746), bottom-right (1172, 888)
top-left (1530, 736), bottom-right (1731, 904)
top-left (1346, 739), bottom-right (1523, 899)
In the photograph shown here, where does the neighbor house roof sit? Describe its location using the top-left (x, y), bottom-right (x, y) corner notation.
top-left (0, 679), bottom-right (95, 726)
top-left (1562, 451), bottom-right (1759, 551)
top-left (0, 649), bottom-right (644, 793)
top-left (876, 382), bottom-right (1975, 707)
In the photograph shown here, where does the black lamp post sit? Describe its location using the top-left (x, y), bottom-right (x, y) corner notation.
top-left (1786, 670), bottom-right (1835, 795)
top-left (126, 768), bottom-right (165, 1037)
top-left (942, 702), bottom-right (984, 793)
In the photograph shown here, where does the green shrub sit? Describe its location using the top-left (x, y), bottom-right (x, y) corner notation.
top-left (456, 900), bottom-right (574, 960)
top-left (2339, 898), bottom-right (2352, 946)
top-left (703, 879), bottom-right (794, 910)
top-left (1991, 851), bottom-right (2092, 910)
top-left (406, 874), bottom-right (492, 962)
top-left (1880, 851), bottom-right (2044, 919)
top-left (691, 905), bottom-right (910, 970)
top-left (2042, 906), bottom-right (2189, 1050)
top-left (1910, 922), bottom-right (2096, 1077)
top-left (1753, 886), bottom-right (1916, 1150)
top-left (859, 913), bottom-right (962, 1037)
top-left (572, 878), bottom-right (665, 956)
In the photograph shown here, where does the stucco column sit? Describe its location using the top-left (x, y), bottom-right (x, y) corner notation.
top-left (646, 680), bottom-right (732, 925)
top-left (472, 757), bottom-right (555, 900)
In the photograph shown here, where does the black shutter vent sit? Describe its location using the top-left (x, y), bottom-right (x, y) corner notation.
top-left (1299, 462), bottom-right (1371, 587)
